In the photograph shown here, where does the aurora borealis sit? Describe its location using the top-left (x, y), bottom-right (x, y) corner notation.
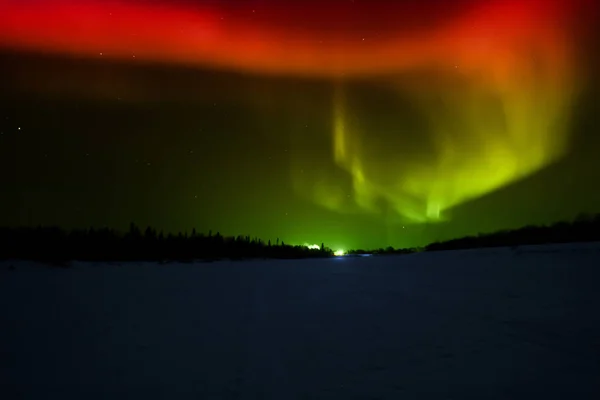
top-left (1, 0), bottom-right (599, 250)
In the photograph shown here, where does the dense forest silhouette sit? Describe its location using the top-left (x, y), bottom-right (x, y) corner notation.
top-left (423, 213), bottom-right (600, 252)
top-left (0, 223), bottom-right (334, 264)
top-left (1, 213), bottom-right (599, 264)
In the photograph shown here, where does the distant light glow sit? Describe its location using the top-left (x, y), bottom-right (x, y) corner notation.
top-left (334, 250), bottom-right (345, 256)
top-left (304, 243), bottom-right (320, 250)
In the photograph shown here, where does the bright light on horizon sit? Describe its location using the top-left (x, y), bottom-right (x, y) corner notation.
top-left (304, 243), bottom-right (320, 250)
top-left (304, 244), bottom-right (346, 256)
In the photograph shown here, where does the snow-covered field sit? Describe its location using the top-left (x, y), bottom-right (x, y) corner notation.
top-left (1, 243), bottom-right (600, 399)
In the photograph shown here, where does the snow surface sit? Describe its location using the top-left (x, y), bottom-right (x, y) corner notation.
top-left (1, 243), bottom-right (600, 399)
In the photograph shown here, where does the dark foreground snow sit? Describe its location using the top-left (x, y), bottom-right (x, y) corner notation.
top-left (1, 243), bottom-right (600, 399)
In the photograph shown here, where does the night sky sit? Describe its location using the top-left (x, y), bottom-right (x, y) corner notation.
top-left (1, 0), bottom-right (599, 251)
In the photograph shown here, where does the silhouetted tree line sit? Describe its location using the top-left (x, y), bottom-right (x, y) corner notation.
top-left (425, 213), bottom-right (600, 252)
top-left (2, 214), bottom-right (599, 263)
top-left (0, 223), bottom-right (334, 263)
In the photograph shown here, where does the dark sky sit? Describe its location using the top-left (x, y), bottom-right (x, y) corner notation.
top-left (0, 0), bottom-right (599, 251)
